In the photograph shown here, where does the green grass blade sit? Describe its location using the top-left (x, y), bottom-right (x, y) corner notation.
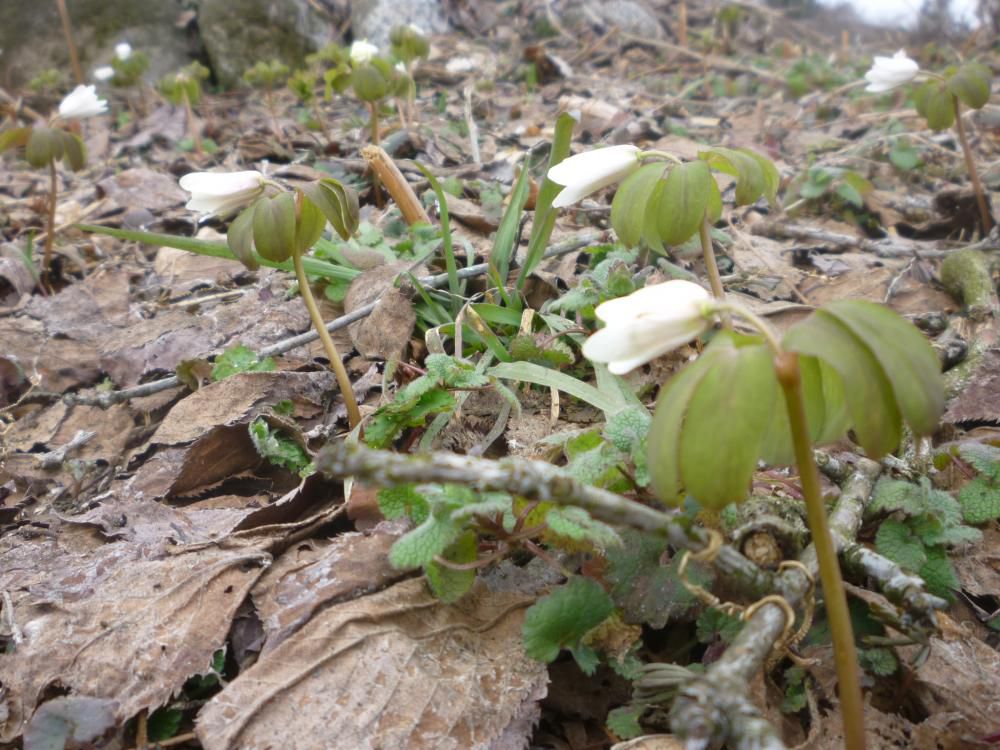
top-left (414, 163), bottom-right (460, 316)
top-left (491, 159), bottom-right (532, 285)
top-left (489, 361), bottom-right (623, 417)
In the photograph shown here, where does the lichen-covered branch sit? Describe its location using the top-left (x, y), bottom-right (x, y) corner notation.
top-left (314, 441), bottom-right (773, 593)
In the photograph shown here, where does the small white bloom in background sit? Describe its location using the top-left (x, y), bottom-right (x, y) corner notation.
top-left (395, 61), bottom-right (407, 74)
top-left (58, 84), bottom-right (109, 119)
top-left (864, 50), bottom-right (919, 93)
top-left (93, 66), bottom-right (114, 82)
top-left (115, 42), bottom-right (132, 61)
top-left (179, 170), bottom-right (266, 217)
top-left (582, 280), bottom-right (714, 374)
top-left (548, 144), bottom-right (642, 208)
top-left (350, 39), bottom-right (379, 65)
top-left (408, 23), bottom-right (425, 35)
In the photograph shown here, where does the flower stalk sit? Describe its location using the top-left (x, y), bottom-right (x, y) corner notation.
top-left (774, 350), bottom-right (866, 750)
top-left (952, 96), bottom-right (994, 234)
top-left (291, 240), bottom-right (361, 429)
top-left (699, 215), bottom-right (730, 328)
top-left (181, 89), bottom-right (203, 155)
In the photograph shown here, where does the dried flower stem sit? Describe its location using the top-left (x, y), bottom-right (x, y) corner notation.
top-left (362, 145), bottom-right (431, 225)
top-left (43, 160), bottom-right (58, 278)
top-left (55, 0), bottom-right (83, 85)
top-left (700, 215), bottom-right (731, 328)
top-left (291, 249), bottom-right (361, 429)
top-left (952, 96), bottom-right (994, 234)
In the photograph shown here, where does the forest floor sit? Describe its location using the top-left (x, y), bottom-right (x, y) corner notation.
top-left (2, 2), bottom-right (1000, 748)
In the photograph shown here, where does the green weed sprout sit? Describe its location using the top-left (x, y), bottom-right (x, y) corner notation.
top-left (0, 84), bottom-right (106, 278)
top-left (160, 62), bottom-right (210, 154)
top-left (244, 59), bottom-right (290, 138)
top-left (577, 273), bottom-right (944, 750)
top-left (287, 68), bottom-right (331, 141)
top-left (177, 169), bottom-right (362, 428)
top-left (94, 43), bottom-right (151, 116)
top-left (862, 50), bottom-right (994, 233)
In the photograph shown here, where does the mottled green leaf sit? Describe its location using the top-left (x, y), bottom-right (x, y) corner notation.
top-left (425, 531), bottom-right (478, 603)
top-left (522, 577), bottom-right (614, 663)
top-left (389, 511), bottom-right (462, 569)
top-left (875, 519), bottom-right (927, 572)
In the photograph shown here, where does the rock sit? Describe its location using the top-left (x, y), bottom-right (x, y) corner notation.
top-left (197, 0), bottom-right (344, 87)
top-left (0, 0), bottom-right (197, 89)
top-left (560, 0), bottom-right (665, 39)
top-left (350, 0), bottom-right (448, 49)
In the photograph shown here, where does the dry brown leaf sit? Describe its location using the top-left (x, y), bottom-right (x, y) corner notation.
top-left (344, 262), bottom-right (417, 361)
top-left (197, 578), bottom-right (546, 750)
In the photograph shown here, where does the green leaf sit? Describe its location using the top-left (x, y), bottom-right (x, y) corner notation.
top-left (914, 80), bottom-right (956, 131)
top-left (227, 204), bottom-right (258, 269)
top-left (211, 344), bottom-right (276, 381)
top-left (252, 192), bottom-right (296, 262)
top-left (425, 531), bottom-right (478, 603)
top-left (859, 647), bottom-right (898, 676)
top-left (822, 300), bottom-right (943, 437)
top-left (696, 607), bottom-right (744, 644)
top-left (520, 111), bottom-right (576, 289)
top-left (59, 131), bottom-right (86, 171)
top-left (25, 126), bottom-right (62, 167)
top-left (947, 62), bottom-right (992, 110)
top-left (389, 511), bottom-right (462, 569)
top-left (783, 308), bottom-right (902, 458)
top-left (606, 705), bottom-right (645, 740)
top-left (958, 443), bottom-right (1000, 481)
top-left (377, 485), bottom-right (429, 524)
top-left (611, 162), bottom-right (666, 248)
top-left (300, 178), bottom-right (360, 241)
top-left (489, 361), bottom-right (625, 417)
top-left (249, 418), bottom-right (313, 476)
top-left (699, 146), bottom-right (774, 206)
top-left (870, 477), bottom-right (925, 515)
top-left (656, 160), bottom-right (713, 246)
top-left (545, 506), bottom-right (622, 549)
top-left (569, 643), bottom-right (601, 675)
top-left (294, 190), bottom-right (326, 254)
top-left (0, 126), bottom-right (32, 153)
top-left (490, 160), bottom-right (532, 283)
top-left (147, 707), bottom-right (183, 743)
top-left (875, 519), bottom-right (927, 572)
top-left (919, 547), bottom-right (958, 601)
top-left (414, 163), bottom-right (460, 312)
top-left (364, 388), bottom-right (456, 448)
top-left (522, 577), bottom-right (614, 663)
top-left (889, 139), bottom-right (921, 171)
top-left (647, 346), bottom-right (722, 505)
top-left (680, 338), bottom-right (777, 509)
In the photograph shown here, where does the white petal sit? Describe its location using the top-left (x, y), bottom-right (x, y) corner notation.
top-left (583, 316), bottom-right (707, 374)
top-left (115, 42), bottom-right (132, 60)
top-left (548, 145), bottom-right (641, 207)
top-left (594, 280), bottom-right (710, 325)
top-left (58, 85), bottom-right (108, 118)
top-left (93, 66), bottom-right (114, 82)
top-left (350, 40), bottom-right (379, 64)
top-left (179, 170), bottom-right (265, 216)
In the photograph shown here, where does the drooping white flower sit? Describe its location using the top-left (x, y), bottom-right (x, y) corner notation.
top-left (582, 280), bottom-right (714, 374)
top-left (548, 144), bottom-right (642, 208)
top-left (350, 39), bottom-right (379, 65)
top-left (179, 170), bottom-right (266, 217)
top-left (115, 42), bottom-right (132, 61)
top-left (864, 50), bottom-right (919, 93)
top-left (58, 85), bottom-right (109, 119)
top-left (93, 66), bottom-right (114, 82)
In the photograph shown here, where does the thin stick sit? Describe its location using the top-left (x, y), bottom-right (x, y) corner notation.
top-left (292, 249), bottom-right (361, 428)
top-left (776, 351), bottom-right (866, 750)
top-left (952, 96), bottom-right (994, 234)
top-left (55, 0), bottom-right (83, 85)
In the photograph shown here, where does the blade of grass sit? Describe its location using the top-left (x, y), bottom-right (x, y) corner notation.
top-left (80, 224), bottom-right (359, 282)
top-left (517, 112), bottom-right (576, 291)
top-left (489, 361), bottom-right (624, 417)
top-left (491, 159), bottom-right (532, 285)
top-left (464, 306), bottom-right (513, 362)
top-left (414, 163), bottom-right (461, 315)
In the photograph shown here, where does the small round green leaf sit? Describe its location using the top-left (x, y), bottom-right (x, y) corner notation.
top-left (947, 62), bottom-right (992, 110)
top-left (914, 80), bottom-right (956, 131)
top-left (656, 160), bottom-right (713, 247)
top-left (252, 191), bottom-right (296, 263)
top-left (25, 127), bottom-right (62, 167)
top-left (679, 338), bottom-right (777, 509)
top-left (821, 299), bottom-right (944, 437)
top-left (352, 61), bottom-right (390, 101)
top-left (783, 309), bottom-right (902, 458)
top-left (610, 162), bottom-right (665, 248)
top-left (294, 190), bottom-right (326, 254)
top-left (699, 146), bottom-right (766, 206)
top-left (0, 126), bottom-right (32, 153)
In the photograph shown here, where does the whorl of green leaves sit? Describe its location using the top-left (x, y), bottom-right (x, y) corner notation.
top-left (915, 62), bottom-right (992, 132)
top-left (0, 126), bottom-right (86, 170)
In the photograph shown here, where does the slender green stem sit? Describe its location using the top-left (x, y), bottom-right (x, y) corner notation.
top-left (43, 159), bottom-right (57, 278)
top-left (776, 351), bottom-right (866, 750)
top-left (723, 302), bottom-right (782, 355)
top-left (699, 215), bottom-right (730, 328)
top-left (952, 96), bottom-right (993, 234)
top-left (292, 249), bottom-right (361, 429)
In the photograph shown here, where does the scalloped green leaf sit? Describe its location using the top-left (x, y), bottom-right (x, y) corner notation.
top-left (545, 506), bottom-right (622, 549)
top-left (875, 518), bottom-right (927, 572)
top-left (647, 346), bottom-right (724, 506)
top-left (783, 309), bottom-right (902, 458)
top-left (822, 299), bottom-right (943, 437)
top-left (522, 576), bottom-right (613, 663)
top-left (425, 530), bottom-right (478, 603)
top-left (656, 159), bottom-right (713, 246)
top-left (679, 339), bottom-right (777, 509)
top-left (948, 62), bottom-right (992, 110)
top-left (914, 80), bottom-right (955, 131)
top-left (388, 511), bottom-right (462, 569)
top-left (377, 484), bottom-right (429, 523)
top-left (611, 162), bottom-right (666, 248)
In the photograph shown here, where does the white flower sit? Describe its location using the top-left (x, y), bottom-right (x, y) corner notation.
top-left (582, 280), bottom-right (713, 374)
top-left (115, 42), bottom-right (132, 61)
top-left (93, 66), bottom-right (114, 82)
top-left (350, 40), bottom-right (379, 65)
top-left (395, 61), bottom-right (407, 74)
top-left (179, 170), bottom-right (266, 217)
top-left (408, 23), bottom-right (425, 35)
top-left (864, 50), bottom-right (919, 93)
top-left (58, 85), bottom-right (108, 119)
top-left (548, 144), bottom-right (642, 208)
